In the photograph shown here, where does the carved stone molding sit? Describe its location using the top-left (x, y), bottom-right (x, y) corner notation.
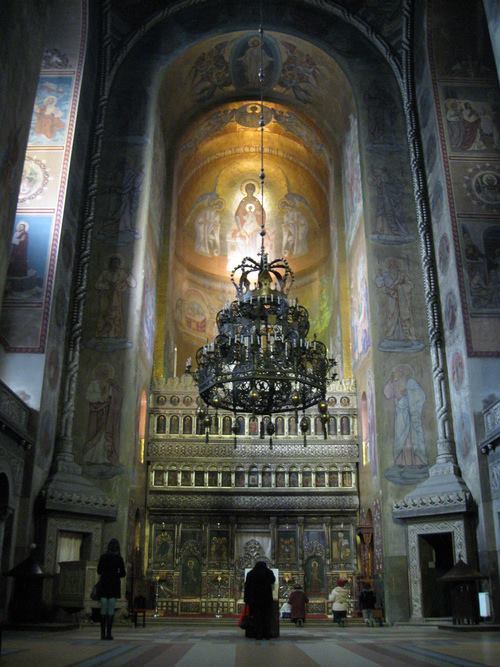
top-left (480, 399), bottom-right (500, 455)
top-left (42, 485), bottom-right (117, 518)
top-left (0, 383), bottom-right (29, 432)
top-left (484, 400), bottom-right (500, 437)
top-left (407, 519), bottom-right (466, 619)
top-left (148, 493), bottom-right (359, 512)
top-left (393, 490), bottom-right (471, 518)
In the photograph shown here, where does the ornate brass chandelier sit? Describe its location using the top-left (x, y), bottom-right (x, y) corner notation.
top-left (187, 22), bottom-right (337, 443)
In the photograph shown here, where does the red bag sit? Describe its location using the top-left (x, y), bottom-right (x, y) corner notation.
top-left (239, 603), bottom-right (251, 629)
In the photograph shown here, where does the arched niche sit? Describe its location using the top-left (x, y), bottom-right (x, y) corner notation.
top-left (71, 2), bottom-right (417, 474)
top-left (67, 1), bottom-right (434, 624)
top-left (76, 5), bottom-right (407, 405)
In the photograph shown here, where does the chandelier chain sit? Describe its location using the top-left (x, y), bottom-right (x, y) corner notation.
top-left (188, 1), bottom-right (337, 442)
top-left (259, 16), bottom-right (266, 257)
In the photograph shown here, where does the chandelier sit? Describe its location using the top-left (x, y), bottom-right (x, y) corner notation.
top-left (187, 22), bottom-right (337, 444)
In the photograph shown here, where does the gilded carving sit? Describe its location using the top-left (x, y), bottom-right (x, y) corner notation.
top-left (148, 441), bottom-right (358, 460)
top-left (148, 493), bottom-right (358, 510)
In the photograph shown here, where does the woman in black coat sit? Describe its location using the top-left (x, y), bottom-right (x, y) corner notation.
top-left (244, 561), bottom-right (276, 639)
top-left (97, 538), bottom-right (126, 640)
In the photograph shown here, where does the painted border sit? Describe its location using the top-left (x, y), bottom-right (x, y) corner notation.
top-left (2, 0), bottom-right (88, 352)
top-left (427, 1), bottom-right (500, 357)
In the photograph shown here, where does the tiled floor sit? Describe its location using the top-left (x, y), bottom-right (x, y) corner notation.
top-left (2, 622), bottom-right (500, 666)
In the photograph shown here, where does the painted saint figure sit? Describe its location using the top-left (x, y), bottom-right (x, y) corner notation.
top-left (99, 161), bottom-right (144, 243)
top-left (7, 221), bottom-right (29, 277)
top-left (369, 168), bottom-right (413, 242)
top-left (306, 557), bottom-right (324, 594)
top-left (238, 37), bottom-right (272, 87)
top-left (236, 183), bottom-right (264, 234)
top-left (384, 365), bottom-right (427, 473)
top-left (375, 258), bottom-right (415, 337)
top-left (33, 95), bottom-right (65, 139)
top-left (350, 254), bottom-right (371, 363)
top-left (227, 182), bottom-right (266, 267)
top-left (332, 532), bottom-right (351, 563)
top-left (84, 363), bottom-right (122, 466)
top-left (210, 536), bottom-right (228, 563)
top-left (193, 195), bottom-right (223, 256)
top-left (95, 255), bottom-right (136, 339)
top-left (156, 531), bottom-right (173, 564)
top-left (181, 557), bottom-right (201, 596)
top-left (375, 257), bottom-right (423, 351)
top-left (280, 195), bottom-right (309, 257)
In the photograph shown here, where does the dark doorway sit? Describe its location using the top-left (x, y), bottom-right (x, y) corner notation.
top-left (418, 532), bottom-right (454, 617)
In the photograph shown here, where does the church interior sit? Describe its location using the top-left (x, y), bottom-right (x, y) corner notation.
top-left (0, 0), bottom-right (499, 632)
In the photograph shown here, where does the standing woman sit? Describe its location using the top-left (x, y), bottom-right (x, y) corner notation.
top-left (97, 538), bottom-right (126, 640)
top-left (328, 578), bottom-right (349, 627)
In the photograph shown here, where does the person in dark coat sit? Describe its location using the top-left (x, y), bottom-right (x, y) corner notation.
top-left (288, 584), bottom-right (309, 626)
top-left (97, 538), bottom-right (126, 640)
top-left (243, 561), bottom-right (276, 639)
top-left (359, 581), bottom-right (377, 627)
top-left (288, 583), bottom-right (309, 626)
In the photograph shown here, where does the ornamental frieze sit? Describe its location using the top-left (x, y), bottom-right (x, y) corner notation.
top-left (148, 493), bottom-right (359, 511)
top-left (148, 441), bottom-right (358, 460)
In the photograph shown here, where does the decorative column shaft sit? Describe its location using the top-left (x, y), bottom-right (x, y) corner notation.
top-left (57, 0), bottom-right (113, 464)
top-left (42, 1), bottom-right (116, 520)
top-left (393, 0), bottom-right (471, 517)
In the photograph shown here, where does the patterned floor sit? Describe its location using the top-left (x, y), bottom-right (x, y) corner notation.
top-left (2, 622), bottom-right (500, 666)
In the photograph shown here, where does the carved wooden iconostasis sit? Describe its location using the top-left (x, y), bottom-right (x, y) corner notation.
top-left (146, 376), bottom-right (360, 615)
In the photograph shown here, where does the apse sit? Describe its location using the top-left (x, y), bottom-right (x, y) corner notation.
top-left (153, 30), bottom-right (358, 381)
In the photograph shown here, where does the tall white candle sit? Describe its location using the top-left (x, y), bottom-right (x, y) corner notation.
top-left (174, 346), bottom-right (178, 377)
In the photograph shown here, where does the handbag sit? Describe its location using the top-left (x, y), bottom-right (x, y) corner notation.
top-left (90, 579), bottom-right (102, 601)
top-left (238, 603), bottom-right (251, 629)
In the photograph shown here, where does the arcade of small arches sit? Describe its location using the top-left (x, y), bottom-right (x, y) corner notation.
top-left (153, 412), bottom-right (355, 438)
top-left (150, 464), bottom-right (356, 489)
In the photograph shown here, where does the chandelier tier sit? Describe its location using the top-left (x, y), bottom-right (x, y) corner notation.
top-left (193, 251), bottom-right (335, 415)
top-left (188, 18), bottom-right (336, 430)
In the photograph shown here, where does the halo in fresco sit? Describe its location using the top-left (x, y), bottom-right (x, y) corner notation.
top-left (464, 163), bottom-right (500, 210)
top-left (18, 155), bottom-right (50, 203)
top-left (231, 32), bottom-right (282, 91)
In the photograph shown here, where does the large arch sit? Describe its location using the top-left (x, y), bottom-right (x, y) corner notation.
top-left (42, 0), bottom-right (474, 622)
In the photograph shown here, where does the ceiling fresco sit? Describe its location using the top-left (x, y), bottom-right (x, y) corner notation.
top-left (158, 30), bottom-right (355, 149)
top-left (109, 1), bottom-right (404, 67)
top-left (175, 100), bottom-right (329, 281)
top-left (154, 28), bottom-right (357, 371)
